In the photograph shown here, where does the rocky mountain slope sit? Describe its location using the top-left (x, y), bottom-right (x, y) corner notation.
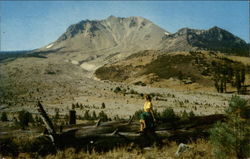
top-left (32, 16), bottom-right (249, 73)
top-left (55, 15), bottom-right (167, 52)
top-left (160, 27), bottom-right (249, 56)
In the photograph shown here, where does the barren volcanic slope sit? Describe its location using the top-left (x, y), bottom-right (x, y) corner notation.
top-left (54, 15), bottom-right (167, 52)
top-left (33, 16), bottom-right (168, 72)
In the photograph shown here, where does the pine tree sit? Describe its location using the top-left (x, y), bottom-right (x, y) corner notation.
top-left (210, 96), bottom-right (250, 159)
top-left (84, 110), bottom-right (90, 120)
top-left (181, 110), bottom-right (189, 120)
top-left (101, 102), bottom-right (106, 109)
top-left (235, 71), bottom-right (242, 94)
top-left (188, 110), bottom-right (195, 119)
top-left (98, 111), bottom-right (108, 122)
top-left (1, 112), bottom-right (8, 122)
top-left (18, 110), bottom-right (33, 129)
top-left (92, 111), bottom-right (97, 120)
top-left (54, 109), bottom-right (60, 120)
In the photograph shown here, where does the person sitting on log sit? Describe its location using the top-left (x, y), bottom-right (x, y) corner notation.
top-left (139, 94), bottom-right (156, 133)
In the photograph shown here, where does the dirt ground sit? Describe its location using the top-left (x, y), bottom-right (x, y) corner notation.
top-left (2, 77), bottom-right (249, 120)
top-left (0, 55), bottom-right (249, 120)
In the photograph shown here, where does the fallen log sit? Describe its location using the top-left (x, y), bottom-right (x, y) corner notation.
top-left (35, 101), bottom-right (226, 153)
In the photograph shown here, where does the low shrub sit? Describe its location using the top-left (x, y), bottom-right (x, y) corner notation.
top-left (114, 87), bottom-right (121, 93)
top-left (133, 109), bottom-right (144, 120)
top-left (160, 108), bottom-right (178, 122)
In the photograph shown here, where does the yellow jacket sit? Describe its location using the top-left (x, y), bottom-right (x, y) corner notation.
top-left (144, 101), bottom-right (152, 112)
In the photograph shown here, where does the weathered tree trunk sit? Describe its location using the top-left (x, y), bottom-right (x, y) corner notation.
top-left (37, 101), bottom-right (56, 135)
top-left (37, 101), bottom-right (57, 144)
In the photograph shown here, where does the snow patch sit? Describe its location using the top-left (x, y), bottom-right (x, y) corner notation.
top-left (164, 32), bottom-right (170, 35)
top-left (46, 43), bottom-right (54, 49)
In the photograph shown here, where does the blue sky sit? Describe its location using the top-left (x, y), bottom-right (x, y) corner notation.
top-left (1, 1), bottom-right (249, 51)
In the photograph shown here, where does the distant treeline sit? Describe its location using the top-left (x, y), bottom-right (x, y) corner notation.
top-left (0, 50), bottom-right (31, 62)
top-left (0, 50), bottom-right (33, 54)
top-left (0, 50), bottom-right (48, 62)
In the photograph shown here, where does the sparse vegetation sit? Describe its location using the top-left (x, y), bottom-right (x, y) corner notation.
top-left (0, 135), bottom-right (55, 158)
top-left (134, 107), bottom-right (195, 123)
top-left (129, 89), bottom-right (138, 94)
top-left (0, 137), bottom-right (213, 159)
top-left (79, 110), bottom-right (110, 121)
top-left (133, 81), bottom-right (146, 86)
top-left (95, 50), bottom-right (249, 95)
top-left (0, 97), bottom-right (247, 158)
top-left (145, 54), bottom-right (195, 80)
top-left (43, 139), bottom-right (212, 159)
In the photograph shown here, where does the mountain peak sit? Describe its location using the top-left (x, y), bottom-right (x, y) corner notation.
top-left (177, 27), bottom-right (190, 33)
top-left (107, 15), bottom-right (117, 20)
top-left (54, 15), bottom-right (167, 54)
top-left (208, 26), bottom-right (229, 34)
top-left (210, 26), bottom-right (222, 30)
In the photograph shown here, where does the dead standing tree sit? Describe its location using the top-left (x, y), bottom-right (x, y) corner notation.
top-left (37, 101), bottom-right (57, 144)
